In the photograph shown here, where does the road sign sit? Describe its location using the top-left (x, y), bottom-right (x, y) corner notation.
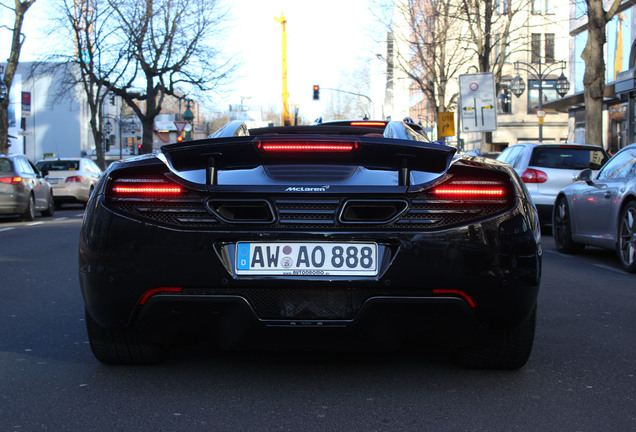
top-left (21, 92), bottom-right (31, 118)
top-left (459, 73), bottom-right (497, 132)
top-left (438, 112), bottom-right (455, 137)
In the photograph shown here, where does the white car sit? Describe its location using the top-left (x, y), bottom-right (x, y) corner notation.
top-left (36, 158), bottom-right (103, 207)
top-left (496, 143), bottom-right (609, 224)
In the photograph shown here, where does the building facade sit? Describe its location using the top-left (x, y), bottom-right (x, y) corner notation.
top-left (384, 0), bottom-right (572, 153)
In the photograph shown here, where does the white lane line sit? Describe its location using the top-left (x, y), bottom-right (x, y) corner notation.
top-left (0, 227), bottom-right (15, 232)
top-left (593, 264), bottom-right (627, 275)
top-left (54, 217), bottom-right (69, 221)
top-left (26, 222), bottom-right (44, 226)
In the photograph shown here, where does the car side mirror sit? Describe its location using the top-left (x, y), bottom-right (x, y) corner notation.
top-left (577, 168), bottom-right (593, 184)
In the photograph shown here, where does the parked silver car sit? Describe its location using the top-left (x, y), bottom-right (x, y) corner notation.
top-left (553, 143), bottom-right (636, 273)
top-left (0, 154), bottom-right (55, 220)
top-left (496, 142), bottom-right (609, 224)
top-left (36, 158), bottom-right (102, 207)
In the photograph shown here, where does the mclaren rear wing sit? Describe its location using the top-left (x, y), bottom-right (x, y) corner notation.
top-left (161, 121), bottom-right (456, 186)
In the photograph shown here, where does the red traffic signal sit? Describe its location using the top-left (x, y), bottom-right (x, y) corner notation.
top-left (313, 85), bottom-right (320, 100)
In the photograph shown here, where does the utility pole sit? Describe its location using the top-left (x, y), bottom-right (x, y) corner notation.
top-left (275, 14), bottom-right (291, 126)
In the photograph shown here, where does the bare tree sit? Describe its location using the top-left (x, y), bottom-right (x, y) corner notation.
top-left (52, 0), bottom-right (124, 169)
top-left (103, 0), bottom-right (237, 154)
top-left (456, 0), bottom-right (533, 80)
top-left (0, 0), bottom-right (37, 155)
top-left (378, 0), bottom-right (465, 122)
top-left (581, 0), bottom-right (622, 146)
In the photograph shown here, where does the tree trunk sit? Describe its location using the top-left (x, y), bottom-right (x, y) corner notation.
top-left (582, 0), bottom-right (622, 146)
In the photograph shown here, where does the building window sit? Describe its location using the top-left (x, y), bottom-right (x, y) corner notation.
top-left (496, 0), bottom-right (510, 14)
top-left (545, 33), bottom-right (555, 62)
top-left (528, 79), bottom-right (558, 113)
top-left (531, 34), bottom-right (541, 63)
top-left (496, 82), bottom-right (512, 114)
top-left (533, 0), bottom-right (555, 15)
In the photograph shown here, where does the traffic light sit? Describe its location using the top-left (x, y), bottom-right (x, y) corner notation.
top-left (313, 85), bottom-right (320, 100)
top-left (176, 135), bottom-right (184, 143)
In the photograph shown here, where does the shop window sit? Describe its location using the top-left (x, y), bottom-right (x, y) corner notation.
top-left (496, 82), bottom-right (512, 114)
top-left (527, 80), bottom-right (558, 114)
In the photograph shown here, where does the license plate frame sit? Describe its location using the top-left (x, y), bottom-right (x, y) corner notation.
top-left (235, 242), bottom-right (378, 276)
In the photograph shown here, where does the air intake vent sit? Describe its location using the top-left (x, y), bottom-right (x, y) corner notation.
top-left (206, 199), bottom-right (275, 223)
top-left (340, 200), bottom-right (408, 223)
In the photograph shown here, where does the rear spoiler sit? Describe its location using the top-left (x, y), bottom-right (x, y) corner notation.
top-left (161, 121), bottom-right (456, 186)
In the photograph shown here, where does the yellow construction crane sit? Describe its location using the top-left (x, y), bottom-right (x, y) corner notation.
top-left (275, 13), bottom-right (291, 126)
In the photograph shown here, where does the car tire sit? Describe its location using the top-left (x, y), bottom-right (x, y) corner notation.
top-left (616, 201), bottom-right (636, 273)
top-left (21, 194), bottom-right (35, 221)
top-left (85, 310), bottom-right (169, 365)
top-left (42, 193), bottom-right (55, 217)
top-left (553, 196), bottom-right (584, 254)
top-left (458, 306), bottom-right (536, 370)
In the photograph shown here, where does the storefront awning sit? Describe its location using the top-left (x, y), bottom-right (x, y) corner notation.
top-left (542, 83), bottom-right (617, 112)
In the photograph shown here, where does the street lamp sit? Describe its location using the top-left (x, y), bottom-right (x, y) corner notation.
top-left (510, 60), bottom-right (569, 142)
top-left (182, 100), bottom-right (194, 141)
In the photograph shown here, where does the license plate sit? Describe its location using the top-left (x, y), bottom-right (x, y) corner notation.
top-left (236, 242), bottom-right (378, 276)
top-left (48, 179), bottom-right (59, 184)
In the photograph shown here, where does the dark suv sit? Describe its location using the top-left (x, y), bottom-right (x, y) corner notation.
top-left (0, 154), bottom-right (55, 220)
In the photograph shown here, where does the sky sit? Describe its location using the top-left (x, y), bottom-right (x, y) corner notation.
top-left (0, 0), bottom-right (387, 122)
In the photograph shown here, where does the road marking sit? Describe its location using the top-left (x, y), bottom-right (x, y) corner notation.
top-left (0, 227), bottom-right (14, 232)
top-left (593, 264), bottom-right (627, 275)
top-left (54, 217), bottom-right (68, 221)
top-left (26, 222), bottom-right (44, 226)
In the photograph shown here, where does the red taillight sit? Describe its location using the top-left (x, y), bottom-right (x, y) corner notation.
top-left (139, 287), bottom-right (183, 305)
top-left (258, 141), bottom-right (356, 152)
top-left (65, 176), bottom-right (82, 183)
top-left (434, 186), bottom-right (505, 197)
top-left (110, 178), bottom-right (183, 196)
top-left (0, 176), bottom-right (22, 185)
top-left (521, 168), bottom-right (548, 183)
top-left (113, 185), bottom-right (182, 194)
top-left (432, 289), bottom-right (476, 308)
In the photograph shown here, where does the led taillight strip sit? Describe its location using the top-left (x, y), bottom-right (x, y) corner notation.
top-left (258, 142), bottom-right (356, 152)
top-left (433, 187), bottom-right (505, 197)
top-left (349, 121), bottom-right (386, 127)
top-left (113, 185), bottom-right (182, 194)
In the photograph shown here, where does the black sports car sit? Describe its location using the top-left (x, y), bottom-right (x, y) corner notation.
top-left (79, 119), bottom-right (541, 369)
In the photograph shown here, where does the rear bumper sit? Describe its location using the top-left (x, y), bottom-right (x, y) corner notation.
top-left (80, 196), bottom-right (541, 341)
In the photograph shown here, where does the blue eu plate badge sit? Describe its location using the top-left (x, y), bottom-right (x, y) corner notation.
top-left (237, 243), bottom-right (251, 270)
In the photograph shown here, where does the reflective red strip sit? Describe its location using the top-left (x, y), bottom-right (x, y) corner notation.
top-left (139, 287), bottom-right (183, 305)
top-left (432, 289), bottom-right (476, 308)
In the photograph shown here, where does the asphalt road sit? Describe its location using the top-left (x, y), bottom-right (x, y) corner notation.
top-left (1, 208), bottom-right (635, 432)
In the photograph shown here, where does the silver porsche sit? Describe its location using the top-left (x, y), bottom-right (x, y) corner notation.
top-left (553, 143), bottom-right (636, 273)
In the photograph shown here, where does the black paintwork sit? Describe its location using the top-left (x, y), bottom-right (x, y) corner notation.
top-left (79, 121), bottom-right (541, 353)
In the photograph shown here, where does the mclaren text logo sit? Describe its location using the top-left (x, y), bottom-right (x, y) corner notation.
top-left (285, 186), bottom-right (330, 192)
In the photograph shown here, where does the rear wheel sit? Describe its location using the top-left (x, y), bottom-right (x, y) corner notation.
top-left (41, 193), bottom-right (55, 217)
top-left (85, 310), bottom-right (169, 365)
top-left (617, 201), bottom-right (636, 273)
top-left (458, 307), bottom-right (536, 370)
top-left (553, 196), bottom-right (584, 254)
top-left (21, 194), bottom-right (35, 221)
